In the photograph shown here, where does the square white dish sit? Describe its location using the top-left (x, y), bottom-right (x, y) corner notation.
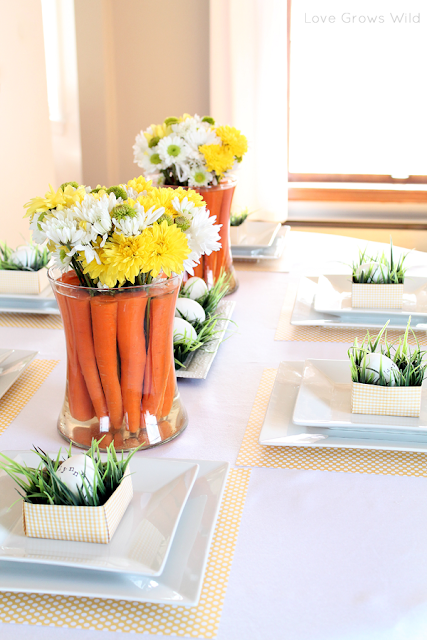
top-left (0, 349), bottom-right (38, 400)
top-left (230, 220), bottom-right (281, 250)
top-left (232, 225), bottom-right (290, 262)
top-left (291, 276), bottom-right (427, 330)
top-left (293, 359), bottom-right (427, 432)
top-left (0, 285), bottom-right (59, 315)
top-left (0, 454), bottom-right (199, 577)
top-left (258, 361), bottom-right (427, 451)
top-left (176, 299), bottom-right (235, 379)
top-left (314, 274), bottom-right (427, 317)
top-left (0, 457), bottom-right (229, 606)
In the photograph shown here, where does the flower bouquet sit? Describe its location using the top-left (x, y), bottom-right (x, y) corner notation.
top-left (0, 441), bottom-right (135, 543)
top-left (0, 241), bottom-right (50, 293)
top-left (351, 240), bottom-right (408, 309)
top-left (133, 114), bottom-right (248, 293)
top-left (349, 319), bottom-right (427, 417)
top-left (25, 178), bottom-right (221, 450)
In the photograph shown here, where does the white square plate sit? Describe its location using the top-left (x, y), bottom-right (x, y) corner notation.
top-left (230, 220), bottom-right (281, 250)
top-left (0, 454), bottom-right (199, 577)
top-left (291, 276), bottom-right (427, 330)
top-left (293, 359), bottom-right (427, 431)
top-left (0, 457), bottom-right (229, 606)
top-left (259, 361), bottom-right (427, 451)
top-left (0, 349), bottom-right (38, 400)
top-left (314, 274), bottom-right (427, 317)
top-left (0, 285), bottom-right (59, 315)
top-left (232, 226), bottom-right (290, 261)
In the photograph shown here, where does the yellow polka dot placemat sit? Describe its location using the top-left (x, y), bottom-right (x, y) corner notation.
top-left (0, 468), bottom-right (251, 637)
top-left (275, 280), bottom-right (427, 344)
top-left (0, 313), bottom-right (62, 330)
top-left (0, 359), bottom-right (58, 435)
top-left (236, 368), bottom-right (427, 476)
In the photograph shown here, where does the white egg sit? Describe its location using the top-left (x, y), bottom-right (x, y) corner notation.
top-left (183, 276), bottom-right (208, 300)
top-left (56, 454), bottom-right (96, 497)
top-left (355, 261), bottom-right (386, 283)
top-left (363, 352), bottom-right (400, 385)
top-left (175, 298), bottom-right (206, 323)
top-left (10, 246), bottom-right (38, 269)
top-left (173, 317), bottom-right (197, 343)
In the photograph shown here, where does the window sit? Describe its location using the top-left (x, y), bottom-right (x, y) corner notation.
top-left (288, 0), bottom-right (427, 201)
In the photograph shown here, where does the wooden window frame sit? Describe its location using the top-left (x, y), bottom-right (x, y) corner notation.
top-left (287, 0), bottom-right (427, 203)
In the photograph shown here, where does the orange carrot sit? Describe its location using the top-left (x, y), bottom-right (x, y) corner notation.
top-left (90, 296), bottom-right (123, 430)
top-left (55, 273), bottom-right (94, 421)
top-left (159, 360), bottom-right (176, 418)
top-left (141, 282), bottom-right (179, 421)
top-left (117, 291), bottom-right (147, 433)
top-left (67, 291), bottom-right (109, 423)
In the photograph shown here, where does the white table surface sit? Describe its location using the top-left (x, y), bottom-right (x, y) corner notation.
top-left (2, 231), bottom-right (427, 640)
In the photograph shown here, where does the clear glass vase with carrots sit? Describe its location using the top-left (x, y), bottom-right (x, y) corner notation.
top-left (25, 178), bottom-right (222, 450)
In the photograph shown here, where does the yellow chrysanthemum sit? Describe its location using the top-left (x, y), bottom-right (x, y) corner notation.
top-left (199, 144), bottom-right (235, 178)
top-left (24, 184), bottom-right (86, 220)
top-left (142, 220), bottom-right (190, 277)
top-left (172, 187), bottom-right (205, 208)
top-left (83, 234), bottom-right (149, 287)
top-left (143, 123), bottom-right (172, 146)
top-left (126, 176), bottom-right (154, 196)
top-left (138, 187), bottom-right (176, 218)
top-left (215, 126), bottom-right (248, 159)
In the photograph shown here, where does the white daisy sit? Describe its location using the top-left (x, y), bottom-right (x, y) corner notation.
top-left (171, 117), bottom-right (199, 137)
top-left (184, 127), bottom-right (220, 151)
top-left (72, 194), bottom-right (114, 245)
top-left (171, 196), bottom-right (200, 219)
top-left (29, 213), bottom-right (48, 245)
top-left (51, 246), bottom-right (73, 272)
top-left (157, 135), bottom-right (190, 167)
top-left (187, 166), bottom-right (213, 188)
top-left (41, 211), bottom-right (86, 247)
top-left (135, 150), bottom-right (164, 174)
top-left (132, 131), bottom-right (149, 165)
top-left (185, 207), bottom-right (222, 259)
top-left (133, 201), bottom-right (165, 229)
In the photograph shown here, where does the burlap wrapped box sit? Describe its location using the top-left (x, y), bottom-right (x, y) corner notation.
top-left (22, 466), bottom-right (133, 544)
top-left (351, 282), bottom-right (404, 309)
top-left (351, 381), bottom-right (422, 418)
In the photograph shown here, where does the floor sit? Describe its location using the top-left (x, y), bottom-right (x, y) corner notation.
top-left (289, 224), bottom-right (427, 253)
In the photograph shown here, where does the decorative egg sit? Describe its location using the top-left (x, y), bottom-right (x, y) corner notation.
top-left (183, 277), bottom-right (208, 300)
top-left (363, 352), bottom-right (400, 385)
top-left (175, 298), bottom-right (206, 323)
top-left (10, 245), bottom-right (38, 269)
top-left (56, 454), bottom-right (96, 497)
top-left (173, 317), bottom-right (197, 343)
top-left (355, 262), bottom-right (385, 283)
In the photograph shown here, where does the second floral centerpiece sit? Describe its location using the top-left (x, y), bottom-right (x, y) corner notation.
top-left (25, 179), bottom-right (222, 451)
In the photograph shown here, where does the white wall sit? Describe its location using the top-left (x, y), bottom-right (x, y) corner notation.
top-left (0, 0), bottom-right (56, 246)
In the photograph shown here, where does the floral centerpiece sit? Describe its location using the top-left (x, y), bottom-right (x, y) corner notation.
top-left (349, 319), bottom-right (427, 417)
top-left (25, 179), bottom-right (222, 451)
top-left (133, 114), bottom-right (248, 293)
top-left (351, 240), bottom-right (408, 309)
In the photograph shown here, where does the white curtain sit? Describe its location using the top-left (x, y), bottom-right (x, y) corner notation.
top-left (209, 0), bottom-right (288, 221)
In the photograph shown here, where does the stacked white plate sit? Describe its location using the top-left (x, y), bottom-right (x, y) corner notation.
top-left (291, 274), bottom-right (427, 330)
top-left (259, 360), bottom-right (427, 452)
top-left (0, 452), bottom-right (229, 606)
top-left (231, 221), bottom-right (289, 261)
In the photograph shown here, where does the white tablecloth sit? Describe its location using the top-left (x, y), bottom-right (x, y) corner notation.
top-left (2, 231), bottom-right (427, 640)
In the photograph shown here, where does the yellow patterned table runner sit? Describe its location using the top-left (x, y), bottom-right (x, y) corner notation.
top-left (0, 359), bottom-right (58, 436)
top-left (0, 468), bottom-right (251, 637)
top-left (275, 281), bottom-right (427, 344)
top-left (0, 313), bottom-right (62, 330)
top-left (236, 368), bottom-right (427, 476)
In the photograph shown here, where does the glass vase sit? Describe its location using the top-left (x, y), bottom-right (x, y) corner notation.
top-left (167, 177), bottom-right (238, 294)
top-left (49, 268), bottom-right (188, 451)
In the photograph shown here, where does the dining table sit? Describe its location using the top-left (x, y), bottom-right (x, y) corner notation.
top-left (2, 230), bottom-right (427, 640)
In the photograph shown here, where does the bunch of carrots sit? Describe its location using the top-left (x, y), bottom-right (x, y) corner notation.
top-left (55, 272), bottom-right (179, 437)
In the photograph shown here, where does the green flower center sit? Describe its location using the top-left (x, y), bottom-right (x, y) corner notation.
top-left (164, 117), bottom-right (180, 126)
top-left (202, 116), bottom-right (215, 125)
top-left (60, 181), bottom-right (79, 190)
top-left (167, 144), bottom-right (181, 158)
top-left (111, 204), bottom-right (137, 220)
top-left (157, 213), bottom-right (174, 226)
top-left (174, 216), bottom-right (190, 232)
top-left (148, 136), bottom-right (160, 148)
top-left (194, 171), bottom-right (206, 184)
top-left (150, 153), bottom-right (162, 165)
top-left (106, 185), bottom-right (127, 200)
top-left (59, 248), bottom-right (67, 261)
